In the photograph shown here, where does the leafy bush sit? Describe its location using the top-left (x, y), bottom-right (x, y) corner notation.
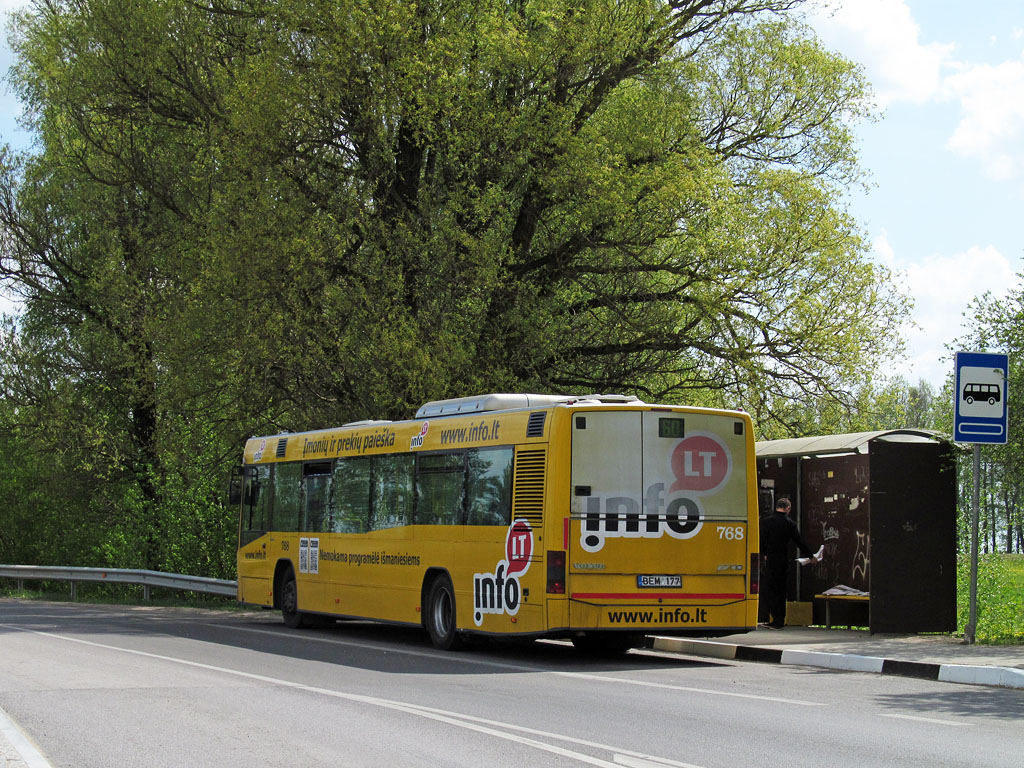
top-left (957, 554), bottom-right (1024, 644)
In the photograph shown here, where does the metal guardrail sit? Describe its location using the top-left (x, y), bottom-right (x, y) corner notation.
top-left (0, 565), bottom-right (238, 600)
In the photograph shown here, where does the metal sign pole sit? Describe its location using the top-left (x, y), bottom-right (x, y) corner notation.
top-left (966, 443), bottom-right (981, 645)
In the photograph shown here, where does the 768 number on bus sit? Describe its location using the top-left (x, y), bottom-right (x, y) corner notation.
top-left (716, 525), bottom-right (744, 540)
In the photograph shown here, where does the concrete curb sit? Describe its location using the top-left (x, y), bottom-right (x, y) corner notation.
top-left (650, 637), bottom-right (1024, 689)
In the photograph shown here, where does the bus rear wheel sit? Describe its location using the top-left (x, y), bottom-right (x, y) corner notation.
top-left (425, 575), bottom-right (462, 651)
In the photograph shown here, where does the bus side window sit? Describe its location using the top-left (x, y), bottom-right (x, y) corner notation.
top-left (274, 462), bottom-right (302, 533)
top-left (466, 448), bottom-right (513, 526)
top-left (302, 462), bottom-right (332, 533)
top-left (416, 452), bottom-right (466, 525)
top-left (332, 457), bottom-right (371, 533)
top-left (372, 454), bottom-right (414, 530)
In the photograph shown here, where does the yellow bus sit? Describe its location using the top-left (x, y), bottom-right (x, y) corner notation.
top-left (236, 393), bottom-right (759, 652)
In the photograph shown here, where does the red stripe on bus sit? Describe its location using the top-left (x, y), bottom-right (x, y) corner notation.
top-left (570, 593), bottom-right (745, 600)
top-left (563, 518), bottom-right (569, 550)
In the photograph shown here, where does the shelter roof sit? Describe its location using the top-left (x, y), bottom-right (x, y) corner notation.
top-left (755, 429), bottom-right (946, 459)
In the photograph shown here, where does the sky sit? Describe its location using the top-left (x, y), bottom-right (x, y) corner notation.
top-left (805, 0), bottom-right (1024, 388)
top-left (1, 0), bottom-right (1023, 389)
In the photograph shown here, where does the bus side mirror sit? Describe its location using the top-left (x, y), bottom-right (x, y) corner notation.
top-left (228, 466), bottom-right (243, 506)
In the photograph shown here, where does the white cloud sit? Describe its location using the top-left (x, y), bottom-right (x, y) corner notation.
top-left (873, 233), bottom-right (1017, 384)
top-left (810, 0), bottom-right (954, 107)
top-left (942, 56), bottom-right (1024, 180)
top-left (813, 1), bottom-right (1024, 182)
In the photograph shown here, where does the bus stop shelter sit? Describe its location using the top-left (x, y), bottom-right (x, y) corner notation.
top-left (756, 430), bottom-right (957, 634)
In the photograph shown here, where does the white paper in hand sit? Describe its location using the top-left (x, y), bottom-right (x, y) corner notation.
top-left (797, 545), bottom-right (825, 566)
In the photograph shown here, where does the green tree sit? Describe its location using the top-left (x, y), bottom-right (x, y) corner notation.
top-left (0, 0), bottom-right (243, 571)
top-left (753, 376), bottom-right (944, 440)
top-left (203, 0), bottom-right (908, 420)
top-left (1, 0), bottom-right (910, 572)
top-left (952, 288), bottom-right (1024, 554)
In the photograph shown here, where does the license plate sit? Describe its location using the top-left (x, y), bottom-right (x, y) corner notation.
top-left (637, 575), bottom-right (681, 588)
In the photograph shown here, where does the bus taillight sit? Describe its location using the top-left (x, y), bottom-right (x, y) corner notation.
top-left (749, 553), bottom-right (760, 595)
top-left (547, 550), bottom-right (566, 594)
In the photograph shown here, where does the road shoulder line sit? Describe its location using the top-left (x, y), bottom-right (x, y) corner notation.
top-left (0, 704), bottom-right (54, 768)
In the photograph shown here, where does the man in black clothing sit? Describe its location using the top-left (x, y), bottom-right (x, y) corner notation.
top-left (759, 498), bottom-right (818, 629)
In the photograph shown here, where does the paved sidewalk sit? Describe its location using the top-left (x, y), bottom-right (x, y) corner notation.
top-left (651, 625), bottom-right (1024, 689)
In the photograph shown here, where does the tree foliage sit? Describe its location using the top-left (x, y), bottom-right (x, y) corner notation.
top-left (950, 287), bottom-right (1024, 556)
top-left (0, 0), bottom-right (909, 573)
top-left (754, 376), bottom-right (942, 441)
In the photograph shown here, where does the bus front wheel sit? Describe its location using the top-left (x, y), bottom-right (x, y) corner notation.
top-left (425, 575), bottom-right (462, 651)
top-left (280, 570), bottom-right (308, 629)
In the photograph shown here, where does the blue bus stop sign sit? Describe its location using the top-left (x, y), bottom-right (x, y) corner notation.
top-left (954, 351), bottom-right (1008, 444)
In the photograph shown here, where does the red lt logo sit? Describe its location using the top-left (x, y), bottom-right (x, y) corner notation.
top-left (670, 433), bottom-right (731, 493)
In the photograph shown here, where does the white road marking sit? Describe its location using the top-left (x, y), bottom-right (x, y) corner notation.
top-left (0, 704), bottom-right (55, 768)
top-left (879, 713), bottom-right (969, 727)
top-left (614, 756), bottom-right (704, 768)
top-left (210, 622), bottom-right (825, 706)
top-left (551, 670), bottom-right (823, 706)
top-left (394, 701), bottom-right (706, 767)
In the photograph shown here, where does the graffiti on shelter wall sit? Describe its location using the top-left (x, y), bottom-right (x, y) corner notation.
top-left (801, 458), bottom-right (871, 595)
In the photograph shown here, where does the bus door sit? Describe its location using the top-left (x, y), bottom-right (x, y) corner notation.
top-left (299, 462), bottom-right (331, 582)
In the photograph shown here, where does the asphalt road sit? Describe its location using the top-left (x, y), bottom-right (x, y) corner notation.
top-left (1, 600), bottom-right (1021, 768)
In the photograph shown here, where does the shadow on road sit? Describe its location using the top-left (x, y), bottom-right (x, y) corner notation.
top-left (872, 689), bottom-right (1024, 721)
top-left (0, 598), bottom-right (728, 677)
